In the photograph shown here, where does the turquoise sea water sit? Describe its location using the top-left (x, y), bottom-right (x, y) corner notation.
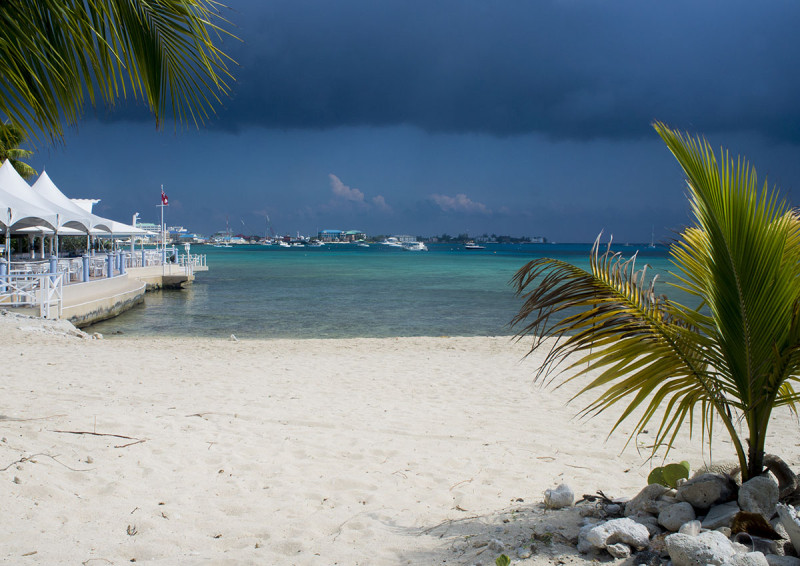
top-left (86, 242), bottom-right (676, 339)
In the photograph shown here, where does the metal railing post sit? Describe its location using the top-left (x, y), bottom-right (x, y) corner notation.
top-left (49, 256), bottom-right (58, 285)
top-left (40, 275), bottom-right (49, 318)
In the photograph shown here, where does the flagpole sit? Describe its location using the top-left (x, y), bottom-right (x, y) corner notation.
top-left (160, 184), bottom-right (166, 275)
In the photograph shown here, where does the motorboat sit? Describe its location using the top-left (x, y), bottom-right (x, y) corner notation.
top-left (380, 237), bottom-right (403, 248)
top-left (464, 241), bottom-right (485, 250)
top-left (402, 241), bottom-right (427, 251)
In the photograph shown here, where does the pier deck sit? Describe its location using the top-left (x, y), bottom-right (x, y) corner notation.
top-left (62, 265), bottom-right (195, 327)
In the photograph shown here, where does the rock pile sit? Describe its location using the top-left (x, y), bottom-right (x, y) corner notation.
top-left (562, 470), bottom-right (800, 566)
top-left (0, 310), bottom-right (93, 339)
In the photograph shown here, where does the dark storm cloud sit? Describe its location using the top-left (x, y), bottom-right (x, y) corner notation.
top-left (219, 0), bottom-right (800, 142)
top-left (100, 1), bottom-right (800, 143)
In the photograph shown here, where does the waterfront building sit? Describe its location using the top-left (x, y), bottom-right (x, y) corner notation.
top-left (318, 229), bottom-right (366, 242)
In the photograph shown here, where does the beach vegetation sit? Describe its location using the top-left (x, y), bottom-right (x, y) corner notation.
top-left (511, 122), bottom-right (800, 482)
top-left (647, 461), bottom-right (690, 488)
top-left (0, 122), bottom-right (37, 179)
top-left (0, 0), bottom-right (235, 143)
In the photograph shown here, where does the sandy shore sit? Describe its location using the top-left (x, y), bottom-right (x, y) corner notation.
top-left (1, 314), bottom-right (798, 565)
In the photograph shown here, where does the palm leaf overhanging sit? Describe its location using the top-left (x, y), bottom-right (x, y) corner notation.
top-left (511, 122), bottom-right (800, 481)
top-left (0, 0), bottom-right (235, 143)
top-left (0, 122), bottom-right (37, 179)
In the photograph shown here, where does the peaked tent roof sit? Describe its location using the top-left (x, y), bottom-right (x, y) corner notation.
top-left (0, 160), bottom-right (59, 230)
top-left (98, 219), bottom-right (152, 236)
top-left (70, 199), bottom-right (100, 213)
top-left (0, 160), bottom-right (91, 232)
top-left (65, 192), bottom-right (151, 235)
top-left (31, 171), bottom-right (114, 232)
top-left (65, 197), bottom-right (151, 236)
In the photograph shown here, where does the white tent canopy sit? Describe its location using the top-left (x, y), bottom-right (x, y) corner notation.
top-left (0, 160), bottom-right (92, 233)
top-left (66, 196), bottom-right (151, 236)
top-left (0, 162), bottom-right (59, 231)
top-left (31, 171), bottom-right (114, 233)
top-left (99, 220), bottom-right (151, 236)
top-left (0, 160), bottom-right (153, 260)
top-left (71, 199), bottom-right (100, 213)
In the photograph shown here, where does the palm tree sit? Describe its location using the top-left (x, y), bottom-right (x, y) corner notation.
top-left (0, 0), bottom-right (234, 143)
top-left (0, 122), bottom-right (37, 180)
top-left (511, 122), bottom-right (800, 482)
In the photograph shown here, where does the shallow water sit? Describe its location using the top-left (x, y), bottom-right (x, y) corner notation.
top-left (86, 242), bottom-right (676, 339)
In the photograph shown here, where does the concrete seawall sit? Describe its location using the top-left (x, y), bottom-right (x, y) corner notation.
top-left (127, 265), bottom-right (196, 291)
top-left (62, 276), bottom-right (147, 327)
top-left (63, 265), bottom-right (195, 327)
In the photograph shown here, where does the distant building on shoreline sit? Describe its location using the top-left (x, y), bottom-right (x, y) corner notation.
top-left (427, 233), bottom-right (546, 244)
top-left (318, 229), bottom-right (366, 242)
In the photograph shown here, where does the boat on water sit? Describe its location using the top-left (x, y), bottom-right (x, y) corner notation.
top-left (464, 241), bottom-right (486, 250)
top-left (402, 241), bottom-right (427, 251)
top-left (356, 242), bottom-right (369, 248)
top-left (380, 237), bottom-right (404, 248)
top-left (307, 240), bottom-right (325, 247)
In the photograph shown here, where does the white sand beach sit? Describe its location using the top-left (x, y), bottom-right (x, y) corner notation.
top-left (1, 313), bottom-right (798, 565)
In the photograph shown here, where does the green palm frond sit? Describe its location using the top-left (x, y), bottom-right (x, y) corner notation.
top-left (0, 0), bottom-right (235, 143)
top-left (512, 237), bottom-right (735, 464)
top-left (512, 123), bottom-right (800, 480)
top-left (8, 160), bottom-right (37, 180)
top-left (0, 122), bottom-right (37, 179)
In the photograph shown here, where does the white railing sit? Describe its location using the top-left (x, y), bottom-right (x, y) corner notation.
top-left (0, 272), bottom-right (64, 318)
top-left (10, 259), bottom-right (83, 282)
top-left (177, 253), bottom-right (206, 275)
top-left (40, 273), bottom-right (64, 319)
top-left (0, 246), bottom-right (203, 319)
top-left (125, 248), bottom-right (179, 268)
top-left (9, 260), bottom-right (50, 275)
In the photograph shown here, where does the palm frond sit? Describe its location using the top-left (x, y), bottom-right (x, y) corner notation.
top-left (0, 0), bottom-right (236, 143)
top-left (511, 123), bottom-right (800, 479)
top-left (511, 236), bottom-right (739, 462)
top-left (0, 122), bottom-right (37, 179)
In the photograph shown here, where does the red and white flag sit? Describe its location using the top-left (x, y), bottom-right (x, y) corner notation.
top-left (161, 188), bottom-right (169, 206)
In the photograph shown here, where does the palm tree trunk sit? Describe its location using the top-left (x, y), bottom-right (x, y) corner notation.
top-left (747, 431), bottom-right (766, 481)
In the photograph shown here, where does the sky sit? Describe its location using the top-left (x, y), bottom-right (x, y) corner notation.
top-left (22, 0), bottom-right (800, 242)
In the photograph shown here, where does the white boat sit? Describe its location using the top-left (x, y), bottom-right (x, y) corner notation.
top-left (307, 240), bottom-right (325, 247)
top-left (356, 242), bottom-right (369, 248)
top-left (464, 241), bottom-right (485, 250)
top-left (278, 240), bottom-right (290, 248)
top-left (402, 241), bottom-right (427, 251)
top-left (380, 237), bottom-right (403, 248)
